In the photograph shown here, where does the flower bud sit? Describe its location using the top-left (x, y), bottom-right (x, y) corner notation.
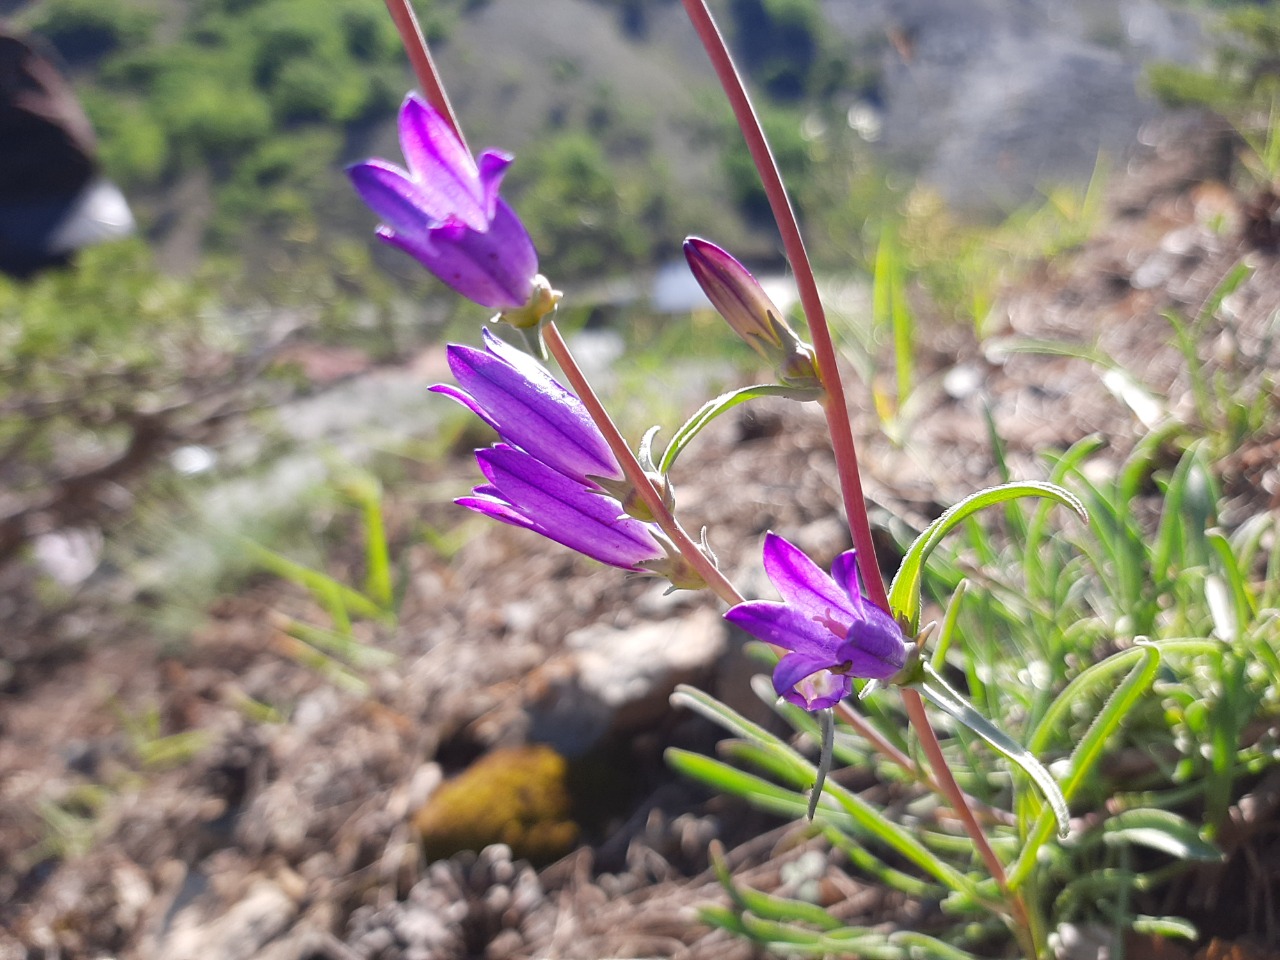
top-left (683, 237), bottom-right (822, 395)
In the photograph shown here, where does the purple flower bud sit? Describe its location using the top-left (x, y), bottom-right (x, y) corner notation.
top-left (683, 237), bottom-right (821, 394)
top-left (348, 94), bottom-right (540, 311)
top-left (725, 533), bottom-right (909, 711)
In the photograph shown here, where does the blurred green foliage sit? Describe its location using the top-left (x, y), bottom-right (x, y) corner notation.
top-left (15, 0), bottom-right (437, 281)
top-left (1148, 6), bottom-right (1280, 112)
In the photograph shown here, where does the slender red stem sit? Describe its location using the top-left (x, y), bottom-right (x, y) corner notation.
top-left (680, 1), bottom-right (1036, 949)
top-left (542, 324), bottom-right (743, 608)
top-left (383, 0), bottom-right (469, 153)
top-left (678, 0), bottom-right (887, 614)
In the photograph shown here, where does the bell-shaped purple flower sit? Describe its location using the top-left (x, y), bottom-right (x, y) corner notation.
top-left (429, 328), bottom-right (621, 484)
top-left (458, 444), bottom-right (662, 571)
top-left (347, 94), bottom-right (539, 311)
top-left (725, 533), bottom-right (909, 710)
top-left (431, 329), bottom-right (664, 573)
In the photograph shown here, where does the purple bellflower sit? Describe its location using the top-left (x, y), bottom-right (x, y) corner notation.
top-left (430, 330), bottom-right (667, 573)
top-left (725, 533), bottom-right (910, 710)
top-left (347, 95), bottom-right (545, 316)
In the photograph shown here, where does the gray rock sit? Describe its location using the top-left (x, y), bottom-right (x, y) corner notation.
top-left (823, 0), bottom-right (1207, 214)
top-left (524, 608), bottom-right (727, 756)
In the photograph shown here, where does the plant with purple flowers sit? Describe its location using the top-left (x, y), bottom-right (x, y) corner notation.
top-left (430, 329), bottom-right (701, 586)
top-left (345, 5), bottom-right (1108, 958)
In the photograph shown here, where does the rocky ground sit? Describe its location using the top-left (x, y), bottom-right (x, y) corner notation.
top-left (2, 111), bottom-right (1280, 959)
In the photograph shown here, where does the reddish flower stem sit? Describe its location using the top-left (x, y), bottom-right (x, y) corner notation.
top-left (679, 0), bottom-right (1033, 944)
top-left (383, 0), bottom-right (469, 153)
top-left (677, 0), bottom-right (886, 615)
top-left (540, 325), bottom-right (742, 605)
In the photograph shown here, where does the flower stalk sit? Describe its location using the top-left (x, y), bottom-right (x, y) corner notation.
top-left (679, 0), bottom-right (1036, 950)
top-left (382, 0), bottom-right (465, 149)
top-left (677, 0), bottom-right (886, 614)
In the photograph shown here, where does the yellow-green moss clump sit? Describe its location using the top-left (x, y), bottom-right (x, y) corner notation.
top-left (413, 745), bottom-right (579, 864)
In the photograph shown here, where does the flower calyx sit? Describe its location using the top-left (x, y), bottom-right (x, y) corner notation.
top-left (498, 274), bottom-right (563, 330)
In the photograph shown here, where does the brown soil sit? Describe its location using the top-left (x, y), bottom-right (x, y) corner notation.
top-left (2, 111), bottom-right (1279, 959)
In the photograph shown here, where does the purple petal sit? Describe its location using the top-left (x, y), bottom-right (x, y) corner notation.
top-left (427, 383), bottom-right (498, 433)
top-left (469, 446), bottom-right (660, 569)
top-left (761, 533), bottom-right (855, 623)
top-left (476, 150), bottom-right (514, 221)
top-left (376, 198), bottom-right (537, 309)
top-left (838, 606), bottom-right (909, 681)
top-left (347, 160), bottom-right (441, 241)
top-left (396, 94), bottom-right (488, 230)
top-left (829, 549), bottom-right (869, 616)
top-left (456, 493), bottom-right (537, 531)
top-left (723, 601), bottom-right (844, 659)
top-left (432, 336), bottom-right (618, 481)
top-left (773, 653), bottom-right (852, 710)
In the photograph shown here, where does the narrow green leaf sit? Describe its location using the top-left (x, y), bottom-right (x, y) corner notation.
top-left (669, 689), bottom-right (977, 899)
top-left (712, 851), bottom-right (844, 931)
top-left (1131, 916), bottom-right (1199, 941)
top-left (1011, 644), bottom-right (1162, 888)
top-left (658, 383), bottom-right (802, 473)
top-left (822, 827), bottom-right (938, 897)
top-left (919, 666), bottom-right (1069, 838)
top-left (930, 579), bottom-right (968, 673)
top-left (1102, 808), bottom-right (1223, 862)
top-left (244, 539), bottom-right (388, 622)
top-left (361, 488), bottom-right (394, 612)
top-left (888, 481), bottom-right (1089, 631)
top-left (1028, 639), bottom-right (1217, 755)
top-left (1207, 531), bottom-right (1254, 643)
top-left (1199, 262), bottom-right (1251, 326)
top-left (283, 618), bottom-right (395, 670)
top-left (891, 931), bottom-right (985, 960)
top-left (666, 748), bottom-right (804, 810)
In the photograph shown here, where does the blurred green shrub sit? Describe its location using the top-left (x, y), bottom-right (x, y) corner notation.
top-left (1148, 7), bottom-right (1280, 115)
top-left (0, 241), bottom-right (245, 566)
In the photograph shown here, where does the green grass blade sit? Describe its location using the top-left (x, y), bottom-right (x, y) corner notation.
top-left (670, 689), bottom-right (978, 899)
top-left (891, 932), bottom-right (985, 960)
top-left (1010, 643), bottom-right (1162, 888)
top-left (244, 539), bottom-right (388, 622)
top-left (360, 488), bottom-right (393, 612)
top-left (1102, 808), bottom-right (1223, 862)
